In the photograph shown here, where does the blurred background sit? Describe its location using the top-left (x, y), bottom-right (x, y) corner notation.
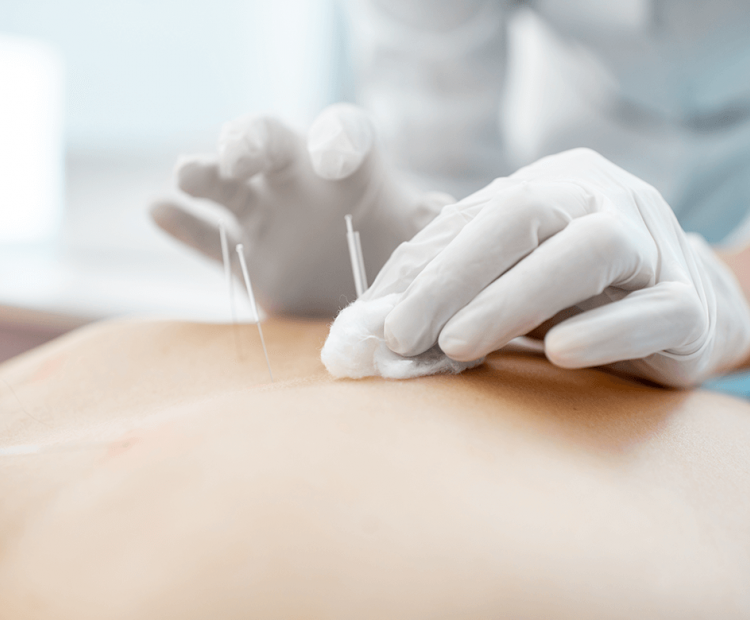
top-left (0, 0), bottom-right (341, 360)
top-left (2, 0), bottom-right (750, 399)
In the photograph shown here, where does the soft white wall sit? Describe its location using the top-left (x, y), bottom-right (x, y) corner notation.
top-left (3, 0), bottom-right (338, 151)
top-left (0, 36), bottom-right (64, 242)
top-left (0, 0), bottom-right (344, 321)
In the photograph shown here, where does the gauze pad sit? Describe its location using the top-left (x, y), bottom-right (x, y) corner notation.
top-left (321, 294), bottom-right (484, 379)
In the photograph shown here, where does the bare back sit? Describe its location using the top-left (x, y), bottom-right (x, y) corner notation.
top-left (1, 318), bottom-right (749, 619)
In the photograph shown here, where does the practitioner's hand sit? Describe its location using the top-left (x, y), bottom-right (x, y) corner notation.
top-left (367, 148), bottom-right (750, 387)
top-left (151, 104), bottom-right (452, 316)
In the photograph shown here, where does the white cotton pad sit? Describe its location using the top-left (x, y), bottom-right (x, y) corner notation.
top-left (321, 293), bottom-right (484, 380)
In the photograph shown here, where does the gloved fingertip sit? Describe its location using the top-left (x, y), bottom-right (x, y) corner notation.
top-left (173, 156), bottom-right (194, 181)
top-left (437, 330), bottom-right (478, 363)
top-left (218, 128), bottom-right (267, 180)
top-left (309, 148), bottom-right (365, 180)
top-left (543, 328), bottom-right (589, 369)
top-left (174, 153), bottom-right (212, 175)
top-left (384, 303), bottom-right (438, 357)
top-left (383, 316), bottom-right (405, 355)
top-left (384, 307), bottom-right (422, 357)
top-left (149, 199), bottom-right (174, 219)
top-left (219, 149), bottom-right (265, 180)
top-left (148, 201), bottom-right (184, 236)
top-left (307, 103), bottom-right (374, 180)
top-left (174, 154), bottom-right (217, 195)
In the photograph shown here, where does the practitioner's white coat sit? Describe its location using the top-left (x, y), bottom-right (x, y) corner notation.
top-left (345, 0), bottom-right (750, 242)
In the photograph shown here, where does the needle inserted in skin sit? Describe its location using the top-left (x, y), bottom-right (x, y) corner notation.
top-left (219, 221), bottom-right (242, 358)
top-left (345, 214), bottom-right (368, 298)
top-left (236, 244), bottom-right (273, 382)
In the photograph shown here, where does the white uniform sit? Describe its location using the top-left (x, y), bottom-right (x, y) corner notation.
top-left (342, 0), bottom-right (750, 242)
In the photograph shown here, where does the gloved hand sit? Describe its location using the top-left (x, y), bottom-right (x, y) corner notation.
top-left (151, 103), bottom-right (454, 316)
top-left (331, 148), bottom-right (750, 387)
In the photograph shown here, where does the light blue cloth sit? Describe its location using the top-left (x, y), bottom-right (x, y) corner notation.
top-left (704, 371), bottom-right (750, 399)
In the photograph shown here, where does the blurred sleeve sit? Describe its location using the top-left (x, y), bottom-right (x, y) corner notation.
top-left (339, 0), bottom-right (515, 197)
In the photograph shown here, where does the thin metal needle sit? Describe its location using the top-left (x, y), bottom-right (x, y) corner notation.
top-left (345, 214), bottom-right (367, 297)
top-left (219, 221), bottom-right (242, 358)
top-left (236, 244), bottom-right (273, 382)
top-left (354, 230), bottom-right (368, 293)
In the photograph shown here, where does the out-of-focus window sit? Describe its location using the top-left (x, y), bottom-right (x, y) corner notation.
top-left (4, 0), bottom-right (339, 151)
top-left (0, 0), bottom-right (340, 327)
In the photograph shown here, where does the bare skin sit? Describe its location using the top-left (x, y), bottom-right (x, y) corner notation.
top-left (0, 317), bottom-right (749, 619)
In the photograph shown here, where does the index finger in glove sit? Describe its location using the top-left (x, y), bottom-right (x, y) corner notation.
top-left (150, 201), bottom-right (241, 264)
top-left (307, 103), bottom-right (376, 181)
top-left (176, 154), bottom-right (257, 217)
top-left (384, 181), bottom-right (594, 356)
top-left (362, 178), bottom-right (511, 301)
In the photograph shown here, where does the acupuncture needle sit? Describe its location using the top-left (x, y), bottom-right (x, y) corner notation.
top-left (345, 214), bottom-right (368, 298)
top-left (235, 244), bottom-right (273, 382)
top-left (219, 221), bottom-right (242, 358)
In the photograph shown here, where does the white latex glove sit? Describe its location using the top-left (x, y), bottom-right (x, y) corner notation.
top-left (151, 103), bottom-right (453, 316)
top-left (326, 148), bottom-right (750, 387)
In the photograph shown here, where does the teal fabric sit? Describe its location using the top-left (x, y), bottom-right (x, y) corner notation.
top-left (703, 371), bottom-right (750, 399)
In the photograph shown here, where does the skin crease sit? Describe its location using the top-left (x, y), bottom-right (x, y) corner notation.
top-left (0, 318), bottom-right (749, 619)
